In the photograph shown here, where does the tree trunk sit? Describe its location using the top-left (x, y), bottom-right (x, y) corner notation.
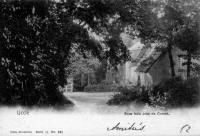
top-left (187, 51), bottom-right (192, 79)
top-left (168, 43), bottom-right (176, 78)
top-left (87, 73), bottom-right (90, 85)
top-left (59, 59), bottom-right (65, 87)
top-left (80, 73), bottom-right (84, 87)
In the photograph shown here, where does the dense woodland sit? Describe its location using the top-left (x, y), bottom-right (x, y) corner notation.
top-left (0, 0), bottom-right (200, 106)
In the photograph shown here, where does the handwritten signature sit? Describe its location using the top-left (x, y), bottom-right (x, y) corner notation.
top-left (107, 122), bottom-right (145, 131)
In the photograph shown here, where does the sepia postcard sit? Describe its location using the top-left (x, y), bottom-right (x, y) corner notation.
top-left (0, 0), bottom-right (200, 136)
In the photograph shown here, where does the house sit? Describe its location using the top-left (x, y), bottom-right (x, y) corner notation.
top-left (136, 45), bottom-right (187, 86)
top-left (105, 38), bottom-right (152, 86)
top-left (105, 38), bottom-right (188, 88)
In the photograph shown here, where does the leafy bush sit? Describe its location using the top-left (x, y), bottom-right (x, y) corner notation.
top-left (84, 83), bottom-right (120, 92)
top-left (107, 77), bottom-right (200, 108)
top-left (150, 77), bottom-right (200, 108)
top-left (107, 86), bottom-right (150, 105)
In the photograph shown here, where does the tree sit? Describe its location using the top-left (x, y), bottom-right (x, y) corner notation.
top-left (173, 0), bottom-right (200, 79)
top-left (0, 1), bottom-right (47, 105)
top-left (136, 0), bottom-right (200, 79)
top-left (175, 23), bottom-right (200, 79)
top-left (66, 52), bottom-right (101, 88)
top-left (1, 0), bottom-right (151, 105)
top-left (150, 0), bottom-right (185, 78)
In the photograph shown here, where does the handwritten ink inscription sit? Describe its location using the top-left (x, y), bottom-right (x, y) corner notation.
top-left (180, 124), bottom-right (191, 134)
top-left (107, 122), bottom-right (145, 131)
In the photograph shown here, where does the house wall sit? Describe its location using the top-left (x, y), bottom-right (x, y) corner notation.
top-left (105, 47), bottom-right (188, 87)
top-left (116, 62), bottom-right (153, 86)
top-left (148, 53), bottom-right (171, 85)
top-left (173, 47), bottom-right (187, 79)
top-left (127, 65), bottom-right (138, 85)
top-left (148, 47), bottom-right (187, 86)
top-left (118, 63), bottom-right (127, 84)
top-left (105, 62), bottom-right (139, 85)
top-left (137, 72), bottom-right (153, 87)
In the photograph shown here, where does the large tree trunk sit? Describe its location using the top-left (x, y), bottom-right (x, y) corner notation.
top-left (168, 43), bottom-right (176, 78)
top-left (59, 59), bottom-right (66, 87)
top-left (187, 51), bottom-right (192, 79)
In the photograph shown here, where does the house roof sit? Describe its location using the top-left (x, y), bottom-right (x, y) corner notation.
top-left (131, 46), bottom-right (150, 63)
top-left (130, 49), bottom-right (142, 60)
top-left (122, 35), bottom-right (146, 65)
top-left (121, 33), bottom-right (168, 72)
top-left (135, 43), bottom-right (167, 73)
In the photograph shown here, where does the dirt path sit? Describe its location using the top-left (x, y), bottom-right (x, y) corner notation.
top-left (1, 92), bottom-right (199, 136)
top-left (64, 92), bottom-right (141, 114)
